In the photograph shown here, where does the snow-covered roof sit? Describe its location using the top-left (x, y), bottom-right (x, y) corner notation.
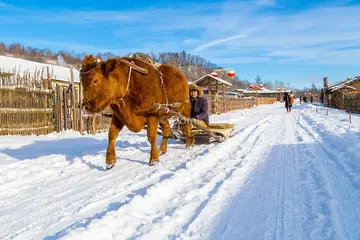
top-left (232, 88), bottom-right (247, 92)
top-left (193, 74), bottom-right (232, 87)
top-left (232, 87), bottom-right (283, 94)
top-left (328, 76), bottom-right (360, 92)
top-left (257, 87), bottom-right (273, 93)
top-left (0, 55), bottom-right (80, 83)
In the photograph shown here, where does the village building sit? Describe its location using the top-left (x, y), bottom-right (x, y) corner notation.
top-left (324, 76), bottom-right (360, 110)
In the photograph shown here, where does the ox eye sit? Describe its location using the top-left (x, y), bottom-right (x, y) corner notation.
top-left (92, 79), bottom-right (99, 85)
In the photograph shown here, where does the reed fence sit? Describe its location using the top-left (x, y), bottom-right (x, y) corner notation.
top-left (256, 97), bottom-right (277, 105)
top-left (0, 67), bottom-right (54, 135)
top-left (205, 95), bottom-right (275, 114)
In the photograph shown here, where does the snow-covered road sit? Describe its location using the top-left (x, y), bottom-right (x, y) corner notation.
top-left (1, 103), bottom-right (359, 240)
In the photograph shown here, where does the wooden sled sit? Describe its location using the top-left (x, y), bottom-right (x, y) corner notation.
top-left (152, 103), bottom-right (235, 143)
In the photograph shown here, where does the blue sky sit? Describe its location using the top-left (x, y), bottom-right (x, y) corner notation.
top-left (1, 0), bottom-right (360, 88)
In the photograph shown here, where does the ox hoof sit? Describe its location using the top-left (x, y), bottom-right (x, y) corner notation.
top-left (159, 151), bottom-right (167, 156)
top-left (106, 163), bottom-right (116, 170)
top-left (148, 161), bottom-right (160, 166)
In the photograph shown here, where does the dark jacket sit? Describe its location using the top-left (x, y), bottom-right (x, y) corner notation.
top-left (283, 92), bottom-right (292, 108)
top-left (190, 96), bottom-right (209, 125)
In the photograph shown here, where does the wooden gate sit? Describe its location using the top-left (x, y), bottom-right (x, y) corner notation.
top-left (53, 82), bottom-right (82, 132)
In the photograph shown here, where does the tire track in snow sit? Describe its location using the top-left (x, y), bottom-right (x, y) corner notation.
top-left (1, 142), bottom-right (214, 240)
top-left (191, 110), bottom-right (341, 240)
top-left (0, 113), bottom-right (272, 240)
top-left (289, 114), bottom-right (337, 239)
top-left (298, 113), bottom-right (360, 189)
top-left (294, 112), bottom-right (360, 239)
top-left (178, 114), bottom-right (285, 240)
top-left (179, 115), bottom-right (279, 235)
top-left (58, 114), bottom-right (277, 240)
top-left (48, 114), bottom-right (273, 239)
top-left (294, 117), bottom-right (343, 239)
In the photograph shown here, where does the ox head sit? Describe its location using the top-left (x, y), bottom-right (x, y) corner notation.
top-left (80, 55), bottom-right (118, 116)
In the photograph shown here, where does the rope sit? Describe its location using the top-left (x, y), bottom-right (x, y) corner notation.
top-left (117, 66), bottom-right (132, 107)
top-left (159, 74), bottom-right (169, 106)
top-left (119, 57), bottom-right (169, 107)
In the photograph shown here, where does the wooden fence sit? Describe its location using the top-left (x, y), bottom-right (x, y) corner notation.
top-left (0, 87), bottom-right (54, 135)
top-left (83, 115), bottom-right (112, 134)
top-left (0, 65), bottom-right (111, 136)
top-left (206, 95), bottom-right (276, 115)
top-left (256, 97), bottom-right (277, 105)
top-left (205, 95), bottom-right (254, 114)
top-left (0, 68), bottom-right (54, 136)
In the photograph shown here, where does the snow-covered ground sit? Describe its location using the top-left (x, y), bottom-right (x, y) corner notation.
top-left (1, 103), bottom-right (359, 240)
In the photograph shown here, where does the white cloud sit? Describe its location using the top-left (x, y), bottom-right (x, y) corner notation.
top-left (193, 5), bottom-right (360, 66)
top-left (194, 34), bottom-right (249, 52)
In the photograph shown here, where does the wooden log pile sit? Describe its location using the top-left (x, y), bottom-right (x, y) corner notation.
top-left (344, 91), bottom-right (360, 113)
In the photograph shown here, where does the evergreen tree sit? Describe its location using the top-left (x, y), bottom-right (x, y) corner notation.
top-left (255, 74), bottom-right (262, 84)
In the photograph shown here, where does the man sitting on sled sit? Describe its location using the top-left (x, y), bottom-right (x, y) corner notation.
top-left (169, 84), bottom-right (234, 143)
top-left (189, 84), bottom-right (209, 129)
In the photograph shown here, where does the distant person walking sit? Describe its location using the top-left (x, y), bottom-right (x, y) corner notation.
top-left (299, 96), bottom-right (302, 104)
top-left (283, 92), bottom-right (294, 113)
top-left (320, 89), bottom-right (324, 103)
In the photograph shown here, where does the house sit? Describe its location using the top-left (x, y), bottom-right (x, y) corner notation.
top-left (325, 76), bottom-right (360, 109)
top-left (232, 87), bottom-right (285, 100)
top-left (192, 74), bottom-right (232, 114)
top-left (192, 73), bottom-right (232, 95)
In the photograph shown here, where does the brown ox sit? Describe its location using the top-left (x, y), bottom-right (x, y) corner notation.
top-left (80, 55), bottom-right (194, 169)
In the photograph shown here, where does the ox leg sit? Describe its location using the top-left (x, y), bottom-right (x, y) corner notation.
top-left (184, 122), bottom-right (195, 148)
top-left (181, 103), bottom-right (195, 148)
top-left (106, 116), bottom-right (124, 170)
top-left (159, 119), bottom-right (171, 155)
top-left (147, 116), bottom-right (160, 165)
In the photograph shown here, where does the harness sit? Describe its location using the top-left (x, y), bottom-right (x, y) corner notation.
top-left (129, 53), bottom-right (169, 107)
top-left (80, 56), bottom-right (174, 108)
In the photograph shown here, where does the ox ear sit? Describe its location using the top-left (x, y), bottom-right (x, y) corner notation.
top-left (102, 59), bottom-right (117, 76)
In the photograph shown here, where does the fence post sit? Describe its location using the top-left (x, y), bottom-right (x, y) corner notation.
top-left (46, 66), bottom-right (53, 134)
top-left (55, 83), bottom-right (61, 132)
top-left (92, 116), bottom-right (96, 135)
top-left (63, 88), bottom-right (67, 130)
top-left (79, 81), bottom-right (84, 135)
top-left (70, 68), bottom-right (77, 131)
top-left (349, 112), bottom-right (352, 124)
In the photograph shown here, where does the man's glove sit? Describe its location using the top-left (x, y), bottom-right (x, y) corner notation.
top-left (190, 118), bottom-right (198, 125)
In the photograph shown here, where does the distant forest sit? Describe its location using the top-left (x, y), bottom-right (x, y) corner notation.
top-left (0, 42), bottom-right (293, 91)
